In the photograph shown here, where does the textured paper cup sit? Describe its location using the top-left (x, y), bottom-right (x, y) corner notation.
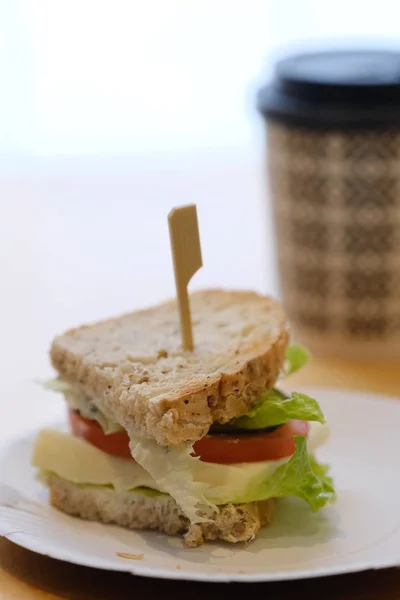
top-left (268, 124), bottom-right (400, 359)
top-left (258, 50), bottom-right (400, 359)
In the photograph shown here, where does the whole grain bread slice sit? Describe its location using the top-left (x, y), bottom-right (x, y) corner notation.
top-left (45, 474), bottom-right (274, 547)
top-left (51, 289), bottom-right (289, 446)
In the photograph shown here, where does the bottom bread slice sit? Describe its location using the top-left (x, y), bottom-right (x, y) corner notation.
top-left (45, 475), bottom-right (274, 547)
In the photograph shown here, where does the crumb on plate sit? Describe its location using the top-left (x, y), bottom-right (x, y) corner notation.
top-left (115, 552), bottom-right (144, 560)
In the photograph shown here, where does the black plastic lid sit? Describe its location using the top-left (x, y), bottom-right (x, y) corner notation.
top-left (258, 50), bottom-right (400, 129)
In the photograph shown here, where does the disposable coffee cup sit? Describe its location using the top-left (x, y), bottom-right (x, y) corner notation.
top-left (258, 49), bottom-right (400, 360)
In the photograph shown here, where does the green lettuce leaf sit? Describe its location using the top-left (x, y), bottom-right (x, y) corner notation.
top-left (231, 436), bottom-right (335, 510)
top-left (128, 435), bottom-right (215, 524)
top-left (38, 378), bottom-right (72, 393)
top-left (38, 378), bottom-right (123, 434)
top-left (231, 390), bottom-right (325, 430)
top-left (281, 344), bottom-right (309, 378)
top-left (38, 471), bottom-right (165, 497)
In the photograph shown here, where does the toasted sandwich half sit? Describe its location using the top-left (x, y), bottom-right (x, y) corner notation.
top-left (32, 289), bottom-right (335, 546)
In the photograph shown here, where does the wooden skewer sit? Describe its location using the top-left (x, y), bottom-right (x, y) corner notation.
top-left (168, 204), bottom-right (203, 351)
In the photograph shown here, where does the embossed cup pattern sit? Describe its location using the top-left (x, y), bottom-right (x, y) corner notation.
top-left (268, 124), bottom-right (400, 359)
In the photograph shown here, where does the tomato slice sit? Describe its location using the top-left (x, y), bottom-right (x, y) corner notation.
top-left (68, 411), bottom-right (133, 459)
top-left (192, 420), bottom-right (308, 463)
top-left (68, 411), bottom-right (308, 464)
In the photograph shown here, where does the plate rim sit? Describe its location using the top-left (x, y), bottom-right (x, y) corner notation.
top-left (1, 529), bottom-right (399, 583)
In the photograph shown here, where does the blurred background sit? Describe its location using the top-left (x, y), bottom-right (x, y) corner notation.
top-left (1, 1), bottom-right (399, 438)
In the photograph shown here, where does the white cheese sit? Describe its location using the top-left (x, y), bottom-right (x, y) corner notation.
top-left (32, 429), bottom-right (156, 492)
top-left (32, 422), bottom-right (328, 505)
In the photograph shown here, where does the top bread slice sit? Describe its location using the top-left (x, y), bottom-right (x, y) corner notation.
top-left (50, 289), bottom-right (289, 446)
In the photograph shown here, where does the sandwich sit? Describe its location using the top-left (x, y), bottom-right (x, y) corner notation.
top-left (32, 289), bottom-right (335, 547)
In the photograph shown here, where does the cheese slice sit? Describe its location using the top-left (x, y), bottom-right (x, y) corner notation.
top-left (32, 422), bottom-right (328, 505)
top-left (32, 429), bottom-right (157, 492)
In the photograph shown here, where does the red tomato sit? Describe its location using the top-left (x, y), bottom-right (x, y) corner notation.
top-left (192, 420), bottom-right (308, 463)
top-left (68, 411), bottom-right (132, 459)
top-left (68, 411), bottom-right (308, 464)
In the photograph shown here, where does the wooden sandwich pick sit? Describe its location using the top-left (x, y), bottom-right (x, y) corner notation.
top-left (168, 204), bottom-right (203, 351)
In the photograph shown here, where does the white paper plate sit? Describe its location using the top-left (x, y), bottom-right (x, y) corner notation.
top-left (1, 387), bottom-right (400, 582)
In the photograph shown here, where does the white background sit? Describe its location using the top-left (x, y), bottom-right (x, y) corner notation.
top-left (1, 1), bottom-right (400, 441)
top-left (1, 0), bottom-right (400, 156)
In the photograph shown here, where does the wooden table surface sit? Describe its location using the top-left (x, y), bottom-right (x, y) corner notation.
top-left (1, 355), bottom-right (399, 599)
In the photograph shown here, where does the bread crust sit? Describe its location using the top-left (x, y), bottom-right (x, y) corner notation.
top-left (51, 290), bottom-right (289, 445)
top-left (46, 475), bottom-right (274, 547)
